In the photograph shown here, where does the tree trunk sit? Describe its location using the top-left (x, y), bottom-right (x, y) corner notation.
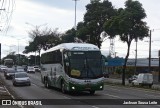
top-left (122, 42), bottom-right (131, 85)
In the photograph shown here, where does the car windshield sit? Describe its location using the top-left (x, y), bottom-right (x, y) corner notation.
top-left (29, 67), bottom-right (34, 69)
top-left (15, 73), bottom-right (28, 78)
top-left (8, 70), bottom-right (16, 73)
top-left (17, 69), bottom-right (24, 71)
top-left (34, 67), bottom-right (39, 68)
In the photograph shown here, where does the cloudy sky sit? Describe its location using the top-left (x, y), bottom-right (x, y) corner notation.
top-left (0, 0), bottom-right (160, 59)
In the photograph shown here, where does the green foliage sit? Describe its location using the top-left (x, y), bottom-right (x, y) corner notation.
top-left (2, 52), bottom-right (16, 64)
top-left (23, 28), bottom-right (61, 54)
top-left (77, 0), bottom-right (116, 48)
top-left (61, 28), bottom-right (76, 43)
top-left (2, 52), bottom-right (28, 65)
top-left (115, 66), bottom-right (135, 78)
top-left (115, 67), bottom-right (123, 75)
top-left (104, 0), bottom-right (149, 84)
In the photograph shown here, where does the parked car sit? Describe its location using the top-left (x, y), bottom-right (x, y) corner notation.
top-left (128, 75), bottom-right (137, 83)
top-left (27, 67), bottom-right (35, 73)
top-left (4, 68), bottom-right (16, 79)
top-left (0, 65), bottom-right (8, 73)
top-left (33, 66), bottom-right (41, 72)
top-left (12, 72), bottom-right (31, 86)
top-left (132, 73), bottom-right (153, 88)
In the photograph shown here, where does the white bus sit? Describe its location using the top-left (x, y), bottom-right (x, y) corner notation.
top-left (40, 43), bottom-right (105, 94)
top-left (4, 58), bottom-right (14, 68)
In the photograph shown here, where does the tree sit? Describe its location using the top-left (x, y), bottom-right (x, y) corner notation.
top-left (77, 0), bottom-right (116, 48)
top-left (61, 28), bottom-right (76, 43)
top-left (104, 0), bottom-right (149, 85)
top-left (23, 27), bottom-right (61, 56)
top-left (2, 52), bottom-right (17, 64)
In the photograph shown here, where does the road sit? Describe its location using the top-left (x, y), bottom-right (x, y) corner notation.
top-left (0, 71), bottom-right (160, 108)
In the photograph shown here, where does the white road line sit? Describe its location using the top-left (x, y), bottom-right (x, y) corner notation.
top-left (63, 96), bottom-right (71, 99)
top-left (91, 105), bottom-right (99, 108)
top-left (4, 86), bottom-right (24, 108)
top-left (31, 83), bottom-right (37, 86)
top-left (4, 86), bottom-right (15, 99)
top-left (102, 93), bottom-right (120, 99)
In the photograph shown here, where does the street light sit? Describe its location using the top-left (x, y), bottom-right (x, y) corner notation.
top-left (72, 0), bottom-right (79, 30)
top-left (28, 57), bottom-right (30, 66)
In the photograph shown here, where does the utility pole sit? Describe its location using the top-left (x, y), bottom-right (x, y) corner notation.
top-left (35, 52), bottom-right (36, 66)
top-left (0, 43), bottom-right (1, 65)
top-left (159, 50), bottom-right (160, 82)
top-left (73, 0), bottom-right (79, 30)
top-left (149, 30), bottom-right (151, 73)
top-left (135, 38), bottom-right (138, 75)
top-left (18, 39), bottom-right (20, 66)
top-left (115, 52), bottom-right (117, 58)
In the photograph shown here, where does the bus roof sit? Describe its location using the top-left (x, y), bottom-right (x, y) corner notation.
top-left (42, 43), bottom-right (100, 54)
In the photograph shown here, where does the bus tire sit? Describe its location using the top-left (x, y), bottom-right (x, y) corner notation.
top-left (61, 81), bottom-right (66, 94)
top-left (90, 90), bottom-right (95, 95)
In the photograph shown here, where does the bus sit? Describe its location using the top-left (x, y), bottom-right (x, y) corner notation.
top-left (4, 58), bottom-right (14, 68)
top-left (40, 43), bottom-right (105, 94)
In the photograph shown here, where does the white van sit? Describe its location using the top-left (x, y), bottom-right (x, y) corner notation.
top-left (132, 73), bottom-right (153, 88)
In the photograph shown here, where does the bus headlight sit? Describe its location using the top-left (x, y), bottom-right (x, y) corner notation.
top-left (72, 86), bottom-right (75, 90)
top-left (100, 86), bottom-right (103, 89)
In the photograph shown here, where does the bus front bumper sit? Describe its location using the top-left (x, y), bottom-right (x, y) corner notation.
top-left (68, 82), bottom-right (104, 92)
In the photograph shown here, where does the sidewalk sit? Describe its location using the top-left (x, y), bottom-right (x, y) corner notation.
top-left (0, 77), bottom-right (12, 99)
top-left (104, 78), bottom-right (160, 90)
top-left (0, 75), bottom-right (23, 108)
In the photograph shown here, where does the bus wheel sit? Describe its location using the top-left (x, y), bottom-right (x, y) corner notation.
top-left (45, 80), bottom-right (50, 88)
top-left (90, 90), bottom-right (95, 95)
top-left (61, 81), bottom-right (66, 94)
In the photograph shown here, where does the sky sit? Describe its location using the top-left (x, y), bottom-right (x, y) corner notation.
top-left (0, 0), bottom-right (160, 59)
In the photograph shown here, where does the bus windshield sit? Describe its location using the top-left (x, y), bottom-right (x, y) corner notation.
top-left (4, 59), bottom-right (14, 68)
top-left (67, 51), bottom-right (103, 79)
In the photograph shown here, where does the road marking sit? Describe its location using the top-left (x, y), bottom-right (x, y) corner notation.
top-left (31, 83), bottom-right (37, 86)
top-left (4, 86), bottom-right (24, 108)
top-left (91, 106), bottom-right (99, 108)
top-left (63, 96), bottom-right (71, 99)
top-left (102, 93), bottom-right (120, 99)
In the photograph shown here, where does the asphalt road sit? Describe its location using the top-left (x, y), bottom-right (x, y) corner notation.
top-left (0, 71), bottom-right (160, 108)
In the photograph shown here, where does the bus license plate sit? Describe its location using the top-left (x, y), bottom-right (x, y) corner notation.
top-left (85, 84), bottom-right (91, 90)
